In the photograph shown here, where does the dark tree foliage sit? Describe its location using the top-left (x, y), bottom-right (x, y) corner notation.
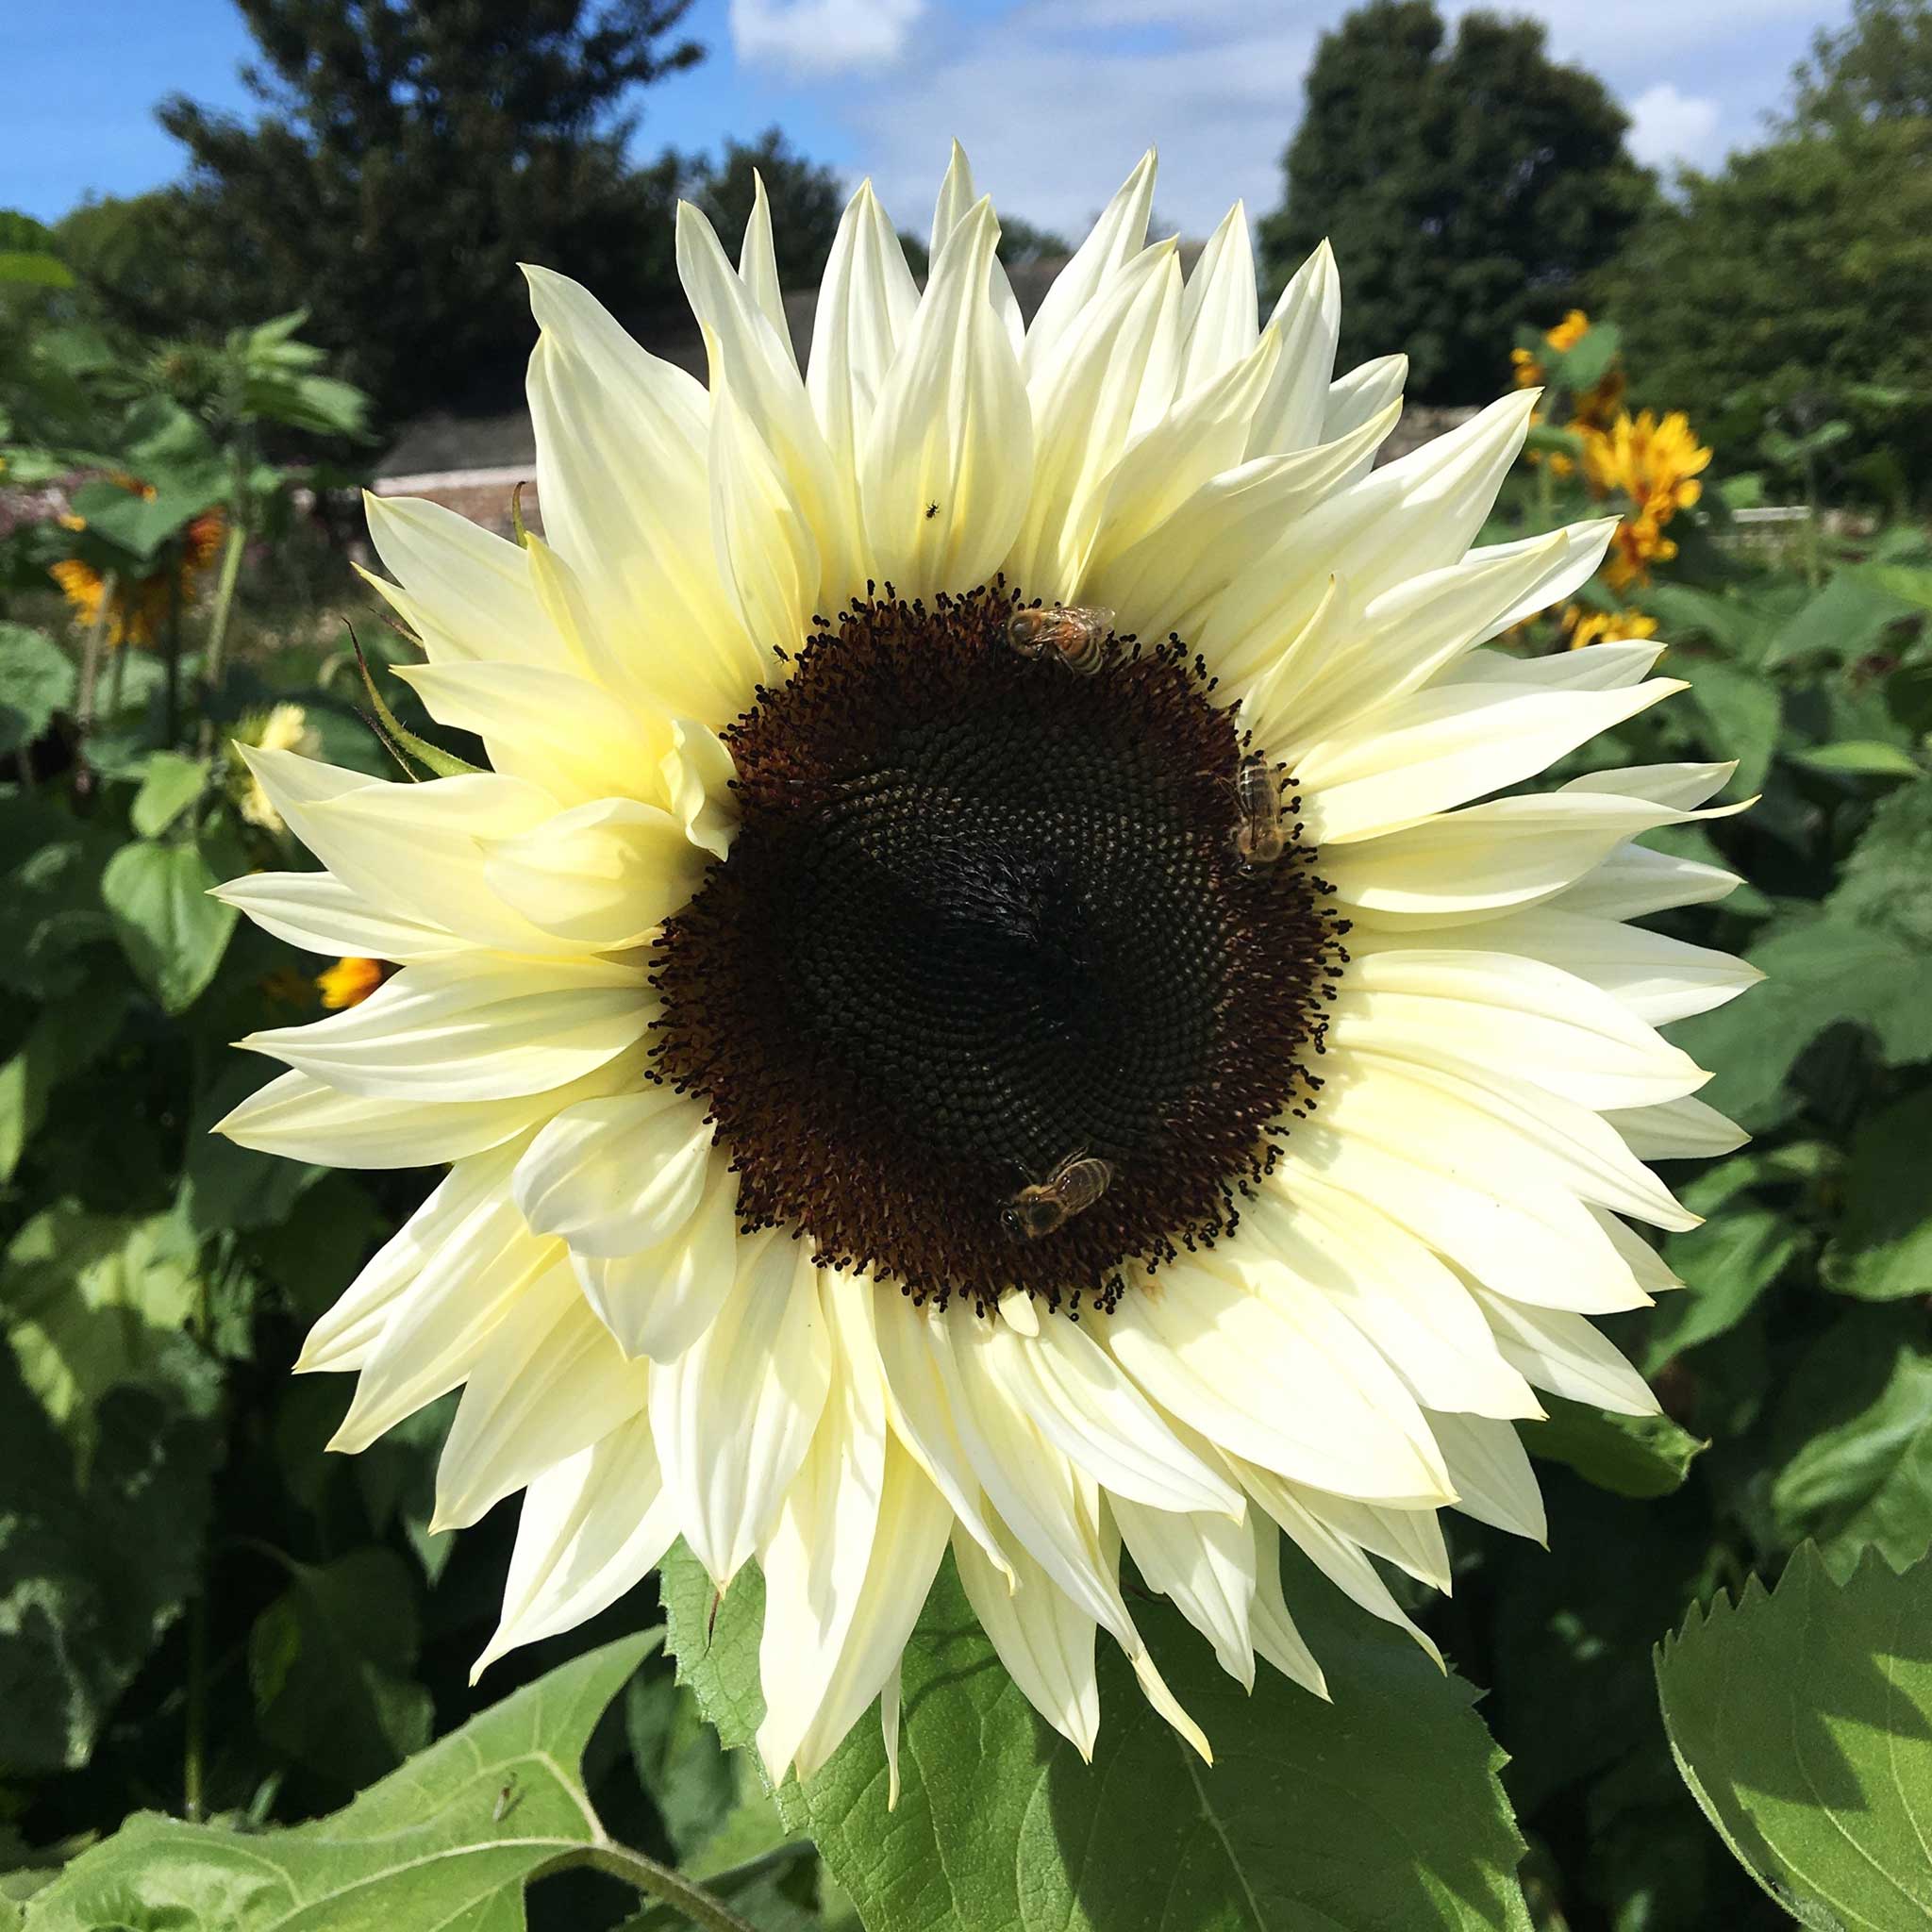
top-left (1259, 1), bottom-right (1651, 401)
top-left (682, 127), bottom-right (844, 292)
top-left (154, 0), bottom-right (703, 427)
top-left (1786, 0), bottom-right (1932, 130)
top-left (1599, 119), bottom-right (1932, 500)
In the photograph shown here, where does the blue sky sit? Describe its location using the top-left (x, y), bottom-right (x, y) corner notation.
top-left (10, 0), bottom-right (1853, 242)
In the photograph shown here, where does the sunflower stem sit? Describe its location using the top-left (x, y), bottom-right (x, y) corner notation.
top-left (198, 519), bottom-right (249, 756)
top-left (563, 1842), bottom-right (766, 1932)
top-left (71, 568), bottom-right (119, 804)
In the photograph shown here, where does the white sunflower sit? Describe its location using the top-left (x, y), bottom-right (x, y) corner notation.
top-left (217, 146), bottom-right (1758, 1789)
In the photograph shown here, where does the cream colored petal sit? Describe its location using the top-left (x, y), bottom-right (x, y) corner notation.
top-left (572, 1150), bottom-right (737, 1362)
top-left (953, 1514), bottom-right (1101, 1758)
top-left (524, 270), bottom-right (758, 716)
top-left (810, 179), bottom-right (920, 536)
top-left (213, 1045), bottom-right (648, 1171)
top-left (298, 1136), bottom-right (527, 1373)
top-left (1106, 1260), bottom-right (1454, 1507)
top-left (433, 1276), bottom-right (651, 1530)
top-left (1077, 327), bottom-right (1284, 587)
top-left (978, 1314), bottom-right (1242, 1518)
top-left (211, 869), bottom-right (461, 964)
top-left (1022, 149), bottom-right (1157, 380)
top-left (1549, 841), bottom-right (1744, 922)
top-left (1241, 520), bottom-right (1618, 746)
top-left (1444, 640), bottom-right (1664, 693)
top-left (930, 140), bottom-right (1024, 353)
top-left (926, 1315), bottom-right (1138, 1645)
top-left (1289, 1485), bottom-right (1452, 1592)
top-left (1004, 240), bottom-right (1181, 597)
top-left (331, 1226), bottom-right (566, 1455)
top-left (1246, 238), bottom-right (1340, 457)
top-left (1111, 1487), bottom-right (1257, 1690)
top-left (1328, 790), bottom-right (1744, 928)
top-left (1238, 1183), bottom-right (1541, 1422)
top-left (679, 202), bottom-right (861, 603)
top-left (240, 952), bottom-right (654, 1103)
top-left (738, 170), bottom-right (791, 347)
top-left (1594, 1207), bottom-right (1685, 1296)
top-left (1605, 1094), bottom-right (1749, 1162)
top-left (395, 660), bottom-right (676, 809)
top-left (1299, 677), bottom-right (1686, 846)
top-left (860, 198), bottom-right (1032, 600)
top-left (1175, 201), bottom-right (1259, 397)
top-left (1563, 760), bottom-right (1739, 808)
top-left (787, 1438), bottom-right (953, 1782)
top-left (240, 751), bottom-right (572, 955)
top-left (1424, 1408), bottom-right (1547, 1543)
top-left (1201, 390), bottom-right (1540, 689)
top-left (1328, 945), bottom-right (1707, 1110)
top-left (473, 1417), bottom-right (677, 1679)
top-left (1238, 1458), bottom-right (1443, 1668)
top-left (649, 1231), bottom-right (831, 1586)
top-left (873, 1294), bottom-right (1015, 1586)
top-left (515, 1085), bottom-right (714, 1259)
top-left (482, 796), bottom-right (703, 949)
top-left (1477, 1293), bottom-right (1660, 1417)
top-left (360, 492), bottom-right (555, 670)
top-left (1091, 407), bottom-right (1396, 644)
top-left (1247, 1511), bottom-right (1329, 1699)
top-left (659, 717), bottom-right (738, 861)
top-left (1320, 353), bottom-right (1407, 487)
top-left (756, 1282), bottom-right (891, 1783)
top-left (708, 336), bottom-right (824, 652)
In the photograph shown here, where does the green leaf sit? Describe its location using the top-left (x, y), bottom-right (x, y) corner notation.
top-left (0, 1205), bottom-right (203, 1441)
top-left (1824, 1089), bottom-right (1932, 1300)
top-left (1769, 1313), bottom-right (1932, 1574)
top-left (1828, 778), bottom-right (1932, 953)
top-left (1522, 1396), bottom-right (1707, 1499)
top-left (0, 624), bottom-right (75, 757)
top-left (1657, 1543), bottom-right (1932, 1928)
top-left (69, 473), bottom-right (225, 566)
top-left (129, 750), bottom-right (209, 837)
top-left (0, 1342), bottom-right (219, 1774)
top-left (250, 1548), bottom-right (433, 1788)
top-left (1648, 1208), bottom-right (1806, 1365)
top-left (100, 837), bottom-right (238, 1013)
top-left (1683, 658), bottom-right (1780, 795)
top-left (1763, 568), bottom-right (1924, 669)
top-left (1669, 917), bottom-right (1932, 1124)
top-left (1788, 741), bottom-right (1924, 779)
top-left (663, 1541), bottom-right (1534, 1932)
top-left (27, 1634), bottom-right (661, 1930)
top-left (0, 249), bottom-right (75, 289)
top-left (0, 992), bottom-right (123, 1183)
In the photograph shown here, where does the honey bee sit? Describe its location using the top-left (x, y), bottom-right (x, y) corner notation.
top-left (1230, 752), bottom-right (1288, 868)
top-left (1006, 603), bottom-right (1113, 675)
top-left (1001, 1151), bottom-right (1114, 1241)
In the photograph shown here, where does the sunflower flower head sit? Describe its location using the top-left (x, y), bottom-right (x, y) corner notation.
top-left (50, 476), bottom-right (225, 649)
top-left (214, 146), bottom-right (1757, 1794)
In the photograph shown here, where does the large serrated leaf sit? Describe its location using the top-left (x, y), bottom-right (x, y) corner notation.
top-left (26, 1634), bottom-right (658, 1930)
top-left (1657, 1542), bottom-right (1932, 1928)
top-left (662, 1540), bottom-right (1532, 1931)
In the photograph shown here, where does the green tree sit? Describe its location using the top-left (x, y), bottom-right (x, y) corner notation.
top-left (1259, 0), bottom-right (1651, 401)
top-left (1787, 0), bottom-right (1932, 130)
top-left (154, 0), bottom-right (702, 427)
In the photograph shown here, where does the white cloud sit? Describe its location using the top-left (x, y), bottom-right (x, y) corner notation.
top-left (730, 0), bottom-right (924, 75)
top-left (1624, 82), bottom-right (1724, 170)
top-left (850, 10), bottom-right (1313, 243)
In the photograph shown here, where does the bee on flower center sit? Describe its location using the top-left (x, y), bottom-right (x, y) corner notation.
top-left (1006, 603), bottom-right (1113, 676)
top-left (1230, 752), bottom-right (1289, 869)
top-left (1000, 1151), bottom-right (1115, 1241)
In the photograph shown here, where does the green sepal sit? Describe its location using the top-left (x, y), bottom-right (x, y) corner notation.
top-left (349, 629), bottom-right (482, 781)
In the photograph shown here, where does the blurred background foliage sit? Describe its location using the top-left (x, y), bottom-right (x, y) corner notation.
top-left (5, 0), bottom-right (1932, 1927)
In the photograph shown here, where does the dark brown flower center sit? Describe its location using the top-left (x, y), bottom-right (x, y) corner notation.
top-left (648, 586), bottom-right (1347, 1311)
